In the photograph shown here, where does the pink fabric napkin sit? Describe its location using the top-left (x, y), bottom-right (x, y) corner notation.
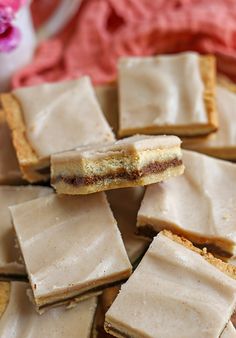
top-left (12, 0), bottom-right (236, 88)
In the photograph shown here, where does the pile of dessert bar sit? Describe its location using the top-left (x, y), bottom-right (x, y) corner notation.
top-left (0, 52), bottom-right (236, 337)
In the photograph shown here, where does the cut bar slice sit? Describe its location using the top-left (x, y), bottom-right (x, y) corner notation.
top-left (10, 192), bottom-right (132, 313)
top-left (1, 77), bottom-right (114, 183)
top-left (118, 52), bottom-right (217, 137)
top-left (0, 282), bottom-right (97, 338)
top-left (51, 135), bottom-right (184, 195)
top-left (105, 230), bottom-right (236, 338)
top-left (137, 150), bottom-right (236, 258)
top-left (0, 186), bottom-right (52, 279)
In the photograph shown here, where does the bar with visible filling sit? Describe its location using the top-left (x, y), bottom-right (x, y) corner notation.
top-left (183, 84), bottom-right (236, 161)
top-left (137, 150), bottom-right (236, 258)
top-left (0, 281), bottom-right (97, 338)
top-left (118, 52), bottom-right (218, 137)
top-left (0, 186), bottom-right (52, 279)
top-left (105, 230), bottom-right (236, 338)
top-left (51, 135), bottom-right (184, 195)
top-left (1, 77), bottom-right (114, 183)
top-left (10, 192), bottom-right (132, 313)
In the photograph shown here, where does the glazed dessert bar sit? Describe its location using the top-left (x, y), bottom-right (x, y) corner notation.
top-left (0, 186), bottom-right (52, 279)
top-left (10, 193), bottom-right (132, 313)
top-left (0, 282), bottom-right (97, 338)
top-left (51, 135), bottom-right (184, 195)
top-left (105, 231), bottom-right (236, 338)
top-left (118, 52), bottom-right (217, 137)
top-left (106, 187), bottom-right (149, 264)
top-left (0, 110), bottom-right (22, 184)
top-left (183, 84), bottom-right (236, 161)
top-left (137, 150), bottom-right (236, 258)
top-left (1, 77), bottom-right (114, 183)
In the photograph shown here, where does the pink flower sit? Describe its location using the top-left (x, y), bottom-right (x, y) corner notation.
top-left (0, 0), bottom-right (25, 52)
top-left (0, 1), bottom-right (26, 12)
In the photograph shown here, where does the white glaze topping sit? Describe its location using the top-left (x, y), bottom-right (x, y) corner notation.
top-left (119, 52), bottom-right (207, 131)
top-left (138, 150), bottom-right (236, 255)
top-left (0, 282), bottom-right (97, 338)
top-left (13, 77), bottom-right (115, 158)
top-left (106, 232), bottom-right (236, 338)
top-left (10, 193), bottom-right (131, 301)
top-left (0, 186), bottom-right (52, 275)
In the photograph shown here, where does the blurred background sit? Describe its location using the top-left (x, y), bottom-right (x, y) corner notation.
top-left (1, 0), bottom-right (236, 91)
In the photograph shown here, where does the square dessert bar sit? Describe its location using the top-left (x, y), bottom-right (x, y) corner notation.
top-left (105, 231), bottom-right (236, 338)
top-left (1, 77), bottom-right (114, 183)
top-left (183, 84), bottom-right (236, 161)
top-left (10, 192), bottom-right (132, 313)
top-left (137, 150), bottom-right (236, 258)
top-left (0, 186), bottom-right (52, 279)
top-left (0, 110), bottom-right (22, 184)
top-left (51, 135), bottom-right (184, 195)
top-left (0, 282), bottom-right (97, 338)
top-left (118, 52), bottom-right (217, 137)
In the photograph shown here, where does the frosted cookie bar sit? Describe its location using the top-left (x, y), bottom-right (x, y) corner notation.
top-left (0, 282), bottom-right (97, 338)
top-left (1, 77), bottom-right (114, 183)
top-left (0, 186), bottom-right (52, 279)
top-left (0, 110), bottom-right (22, 184)
top-left (137, 150), bottom-right (236, 258)
top-left (105, 231), bottom-right (236, 338)
top-left (106, 187), bottom-right (149, 265)
top-left (51, 135), bottom-right (184, 195)
top-left (10, 193), bottom-right (132, 313)
top-left (183, 85), bottom-right (236, 161)
top-left (118, 52), bottom-right (217, 137)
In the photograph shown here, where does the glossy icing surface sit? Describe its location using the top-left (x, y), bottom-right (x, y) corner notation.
top-left (13, 77), bottom-right (115, 158)
top-left (106, 232), bottom-right (236, 338)
top-left (10, 193), bottom-right (131, 300)
top-left (119, 52), bottom-right (207, 131)
top-left (0, 282), bottom-right (97, 338)
top-left (138, 150), bottom-right (236, 254)
top-left (0, 186), bottom-right (52, 275)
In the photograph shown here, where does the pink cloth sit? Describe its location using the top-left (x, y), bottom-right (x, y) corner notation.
top-left (12, 0), bottom-right (236, 88)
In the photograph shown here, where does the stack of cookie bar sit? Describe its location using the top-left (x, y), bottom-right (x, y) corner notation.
top-left (0, 51), bottom-right (236, 338)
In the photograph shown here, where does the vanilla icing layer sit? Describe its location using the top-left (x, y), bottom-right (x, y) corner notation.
top-left (10, 193), bottom-right (131, 303)
top-left (0, 186), bottom-right (52, 276)
top-left (138, 150), bottom-right (236, 255)
top-left (183, 86), bottom-right (236, 150)
top-left (119, 52), bottom-right (207, 131)
top-left (106, 232), bottom-right (236, 338)
top-left (0, 282), bottom-right (97, 338)
top-left (13, 77), bottom-right (114, 158)
top-left (106, 187), bottom-right (149, 264)
top-left (0, 121), bottom-right (21, 183)
top-left (221, 322), bottom-right (236, 338)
